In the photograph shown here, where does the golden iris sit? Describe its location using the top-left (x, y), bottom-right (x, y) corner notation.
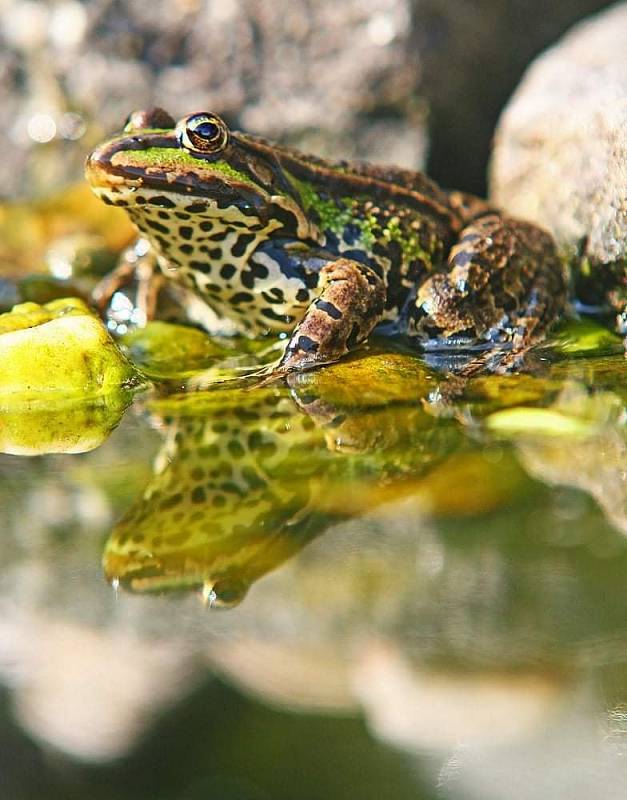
top-left (177, 113), bottom-right (229, 154)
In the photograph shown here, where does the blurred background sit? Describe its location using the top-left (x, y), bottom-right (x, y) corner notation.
top-left (0, 0), bottom-right (616, 202)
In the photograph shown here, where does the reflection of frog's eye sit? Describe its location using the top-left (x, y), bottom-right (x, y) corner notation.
top-left (124, 107), bottom-right (175, 132)
top-left (177, 113), bottom-right (229, 155)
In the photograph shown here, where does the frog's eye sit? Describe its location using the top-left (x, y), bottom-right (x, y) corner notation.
top-left (177, 113), bottom-right (229, 155)
top-left (124, 107), bottom-right (175, 132)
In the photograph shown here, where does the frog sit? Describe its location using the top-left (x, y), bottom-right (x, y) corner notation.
top-left (85, 107), bottom-right (567, 373)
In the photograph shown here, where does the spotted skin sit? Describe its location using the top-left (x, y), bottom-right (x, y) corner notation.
top-left (86, 109), bottom-right (567, 371)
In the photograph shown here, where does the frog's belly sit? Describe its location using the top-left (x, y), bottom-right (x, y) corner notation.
top-left (159, 255), bottom-right (312, 336)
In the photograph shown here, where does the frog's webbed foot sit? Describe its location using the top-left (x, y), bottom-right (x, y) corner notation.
top-left (92, 240), bottom-right (163, 324)
top-left (410, 212), bottom-right (567, 363)
top-left (277, 258), bottom-right (385, 372)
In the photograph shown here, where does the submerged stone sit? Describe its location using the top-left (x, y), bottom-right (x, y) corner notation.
top-left (120, 321), bottom-right (234, 380)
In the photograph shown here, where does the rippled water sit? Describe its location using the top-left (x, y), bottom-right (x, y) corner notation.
top-left (0, 312), bottom-right (625, 799)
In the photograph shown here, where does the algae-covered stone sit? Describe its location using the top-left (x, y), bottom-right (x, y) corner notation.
top-left (120, 321), bottom-right (233, 380)
top-left (0, 297), bottom-right (138, 403)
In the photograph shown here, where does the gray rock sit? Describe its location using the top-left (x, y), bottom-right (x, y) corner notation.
top-left (490, 3), bottom-right (627, 320)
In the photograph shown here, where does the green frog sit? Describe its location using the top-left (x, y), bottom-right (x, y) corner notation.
top-left (86, 107), bottom-right (566, 372)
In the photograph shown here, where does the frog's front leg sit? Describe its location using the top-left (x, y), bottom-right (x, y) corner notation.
top-left (92, 239), bottom-right (163, 323)
top-left (278, 258), bottom-right (385, 372)
top-left (410, 212), bottom-right (567, 352)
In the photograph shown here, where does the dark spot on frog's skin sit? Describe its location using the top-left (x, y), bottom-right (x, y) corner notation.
top-left (296, 288), bottom-right (310, 302)
top-left (186, 203), bottom-right (206, 213)
top-left (179, 226), bottom-right (193, 240)
top-left (180, 244), bottom-right (194, 255)
top-left (191, 486), bottom-right (206, 504)
top-left (303, 271), bottom-right (320, 289)
top-left (295, 335), bottom-right (319, 353)
top-left (212, 494), bottom-right (227, 508)
top-left (262, 307), bottom-right (293, 323)
top-left (364, 268), bottom-right (381, 286)
top-left (176, 212), bottom-right (191, 220)
top-left (146, 218), bottom-right (170, 234)
top-left (316, 299), bottom-right (342, 319)
top-left (115, 199), bottom-right (129, 207)
top-left (191, 467), bottom-right (205, 481)
top-left (251, 262), bottom-right (269, 280)
top-left (158, 211), bottom-right (171, 220)
top-left (200, 221), bottom-right (214, 232)
top-left (208, 248), bottom-right (223, 260)
top-left (189, 260), bottom-right (212, 273)
top-left (135, 195), bottom-right (147, 205)
top-left (231, 291), bottom-right (255, 305)
top-left (231, 233), bottom-right (257, 257)
top-left (240, 270), bottom-right (255, 290)
top-left (100, 195), bottom-right (114, 206)
top-left (150, 195), bottom-right (175, 208)
top-left (262, 288), bottom-right (286, 304)
top-left (220, 264), bottom-right (236, 280)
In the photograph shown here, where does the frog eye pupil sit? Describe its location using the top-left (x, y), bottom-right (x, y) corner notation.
top-left (194, 121), bottom-right (219, 140)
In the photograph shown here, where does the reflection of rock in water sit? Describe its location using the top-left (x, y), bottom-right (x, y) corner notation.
top-left (515, 390), bottom-right (627, 535)
top-left (0, 618), bottom-right (196, 762)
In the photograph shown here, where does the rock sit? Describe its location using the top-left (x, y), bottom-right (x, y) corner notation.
top-left (0, 297), bottom-right (138, 401)
top-left (490, 3), bottom-right (627, 323)
top-left (0, 298), bottom-right (140, 453)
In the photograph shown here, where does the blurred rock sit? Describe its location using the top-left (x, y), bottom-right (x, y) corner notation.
top-left (0, 0), bottom-right (613, 200)
top-left (0, 0), bottom-right (426, 199)
top-left (352, 640), bottom-right (566, 750)
top-left (490, 3), bottom-right (627, 318)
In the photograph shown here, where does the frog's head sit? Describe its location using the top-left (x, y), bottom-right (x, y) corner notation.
top-left (85, 108), bottom-right (316, 263)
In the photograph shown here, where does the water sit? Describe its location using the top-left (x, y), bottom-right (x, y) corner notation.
top-left (0, 317), bottom-right (626, 799)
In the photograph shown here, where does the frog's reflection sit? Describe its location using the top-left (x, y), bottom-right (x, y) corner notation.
top-left (103, 352), bottom-right (462, 606)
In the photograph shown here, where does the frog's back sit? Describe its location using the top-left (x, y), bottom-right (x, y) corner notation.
top-left (237, 132), bottom-right (458, 224)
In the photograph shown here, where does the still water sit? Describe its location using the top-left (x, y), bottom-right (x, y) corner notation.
top-left (0, 323), bottom-right (626, 799)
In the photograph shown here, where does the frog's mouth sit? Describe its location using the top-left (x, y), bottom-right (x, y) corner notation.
top-left (86, 146), bottom-right (270, 222)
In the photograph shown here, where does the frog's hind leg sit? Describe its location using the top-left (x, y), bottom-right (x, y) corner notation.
top-left (410, 212), bottom-right (567, 359)
top-left (277, 258), bottom-right (385, 372)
